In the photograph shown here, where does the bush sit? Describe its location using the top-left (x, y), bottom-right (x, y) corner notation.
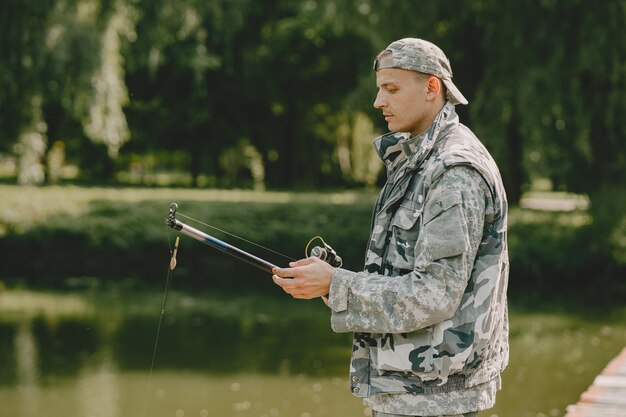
top-left (0, 186), bottom-right (623, 305)
top-left (0, 196), bottom-right (373, 293)
top-left (507, 189), bottom-right (626, 305)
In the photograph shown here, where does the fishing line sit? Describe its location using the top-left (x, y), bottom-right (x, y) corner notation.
top-left (176, 211), bottom-right (296, 262)
top-left (142, 232), bottom-right (179, 417)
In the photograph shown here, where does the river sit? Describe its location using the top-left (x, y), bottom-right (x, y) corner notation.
top-left (1, 287), bottom-right (625, 417)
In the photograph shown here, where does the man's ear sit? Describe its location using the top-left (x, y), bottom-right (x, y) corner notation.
top-left (426, 76), bottom-right (442, 100)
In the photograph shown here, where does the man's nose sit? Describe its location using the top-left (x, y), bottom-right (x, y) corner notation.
top-left (373, 92), bottom-right (386, 109)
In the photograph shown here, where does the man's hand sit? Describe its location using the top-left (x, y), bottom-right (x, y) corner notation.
top-left (272, 257), bottom-right (334, 301)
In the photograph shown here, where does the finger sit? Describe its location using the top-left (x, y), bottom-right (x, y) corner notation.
top-left (272, 275), bottom-right (282, 287)
top-left (272, 275), bottom-right (291, 287)
top-left (272, 266), bottom-right (296, 278)
top-left (321, 296), bottom-right (329, 306)
top-left (273, 275), bottom-right (300, 293)
top-left (290, 291), bottom-right (314, 300)
top-left (288, 257), bottom-right (316, 268)
top-left (273, 276), bottom-right (297, 297)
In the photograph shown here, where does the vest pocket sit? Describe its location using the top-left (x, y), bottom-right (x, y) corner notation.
top-left (388, 202), bottom-right (422, 271)
top-left (421, 190), bottom-right (469, 261)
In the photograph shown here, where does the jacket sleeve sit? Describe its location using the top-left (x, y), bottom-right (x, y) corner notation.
top-left (329, 165), bottom-right (491, 334)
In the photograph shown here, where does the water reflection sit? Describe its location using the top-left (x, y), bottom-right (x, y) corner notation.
top-left (0, 289), bottom-right (361, 417)
top-left (15, 317), bottom-right (40, 417)
top-left (1, 289), bottom-right (625, 417)
top-left (76, 349), bottom-right (119, 417)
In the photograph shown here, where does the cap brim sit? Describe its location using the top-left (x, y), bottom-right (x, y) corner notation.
top-left (442, 79), bottom-right (468, 105)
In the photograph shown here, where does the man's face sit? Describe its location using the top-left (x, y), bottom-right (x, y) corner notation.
top-left (374, 68), bottom-right (430, 137)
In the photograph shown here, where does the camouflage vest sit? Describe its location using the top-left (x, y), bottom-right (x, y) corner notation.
top-left (350, 102), bottom-right (509, 397)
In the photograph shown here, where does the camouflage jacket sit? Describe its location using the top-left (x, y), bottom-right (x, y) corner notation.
top-left (329, 102), bottom-right (509, 398)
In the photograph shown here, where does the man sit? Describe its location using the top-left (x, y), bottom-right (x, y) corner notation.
top-left (273, 38), bottom-right (509, 417)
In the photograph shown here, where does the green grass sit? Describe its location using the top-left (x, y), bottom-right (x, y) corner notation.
top-left (0, 184), bottom-right (623, 306)
top-left (0, 185), bottom-right (376, 291)
top-left (0, 185), bottom-right (377, 233)
top-left (1, 184), bottom-right (592, 236)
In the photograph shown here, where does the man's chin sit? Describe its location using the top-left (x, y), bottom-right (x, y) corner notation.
top-left (387, 123), bottom-right (399, 132)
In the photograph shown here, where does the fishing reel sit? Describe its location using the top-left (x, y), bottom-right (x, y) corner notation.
top-left (305, 236), bottom-right (343, 268)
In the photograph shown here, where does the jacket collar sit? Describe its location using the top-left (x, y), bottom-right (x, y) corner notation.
top-left (374, 101), bottom-right (458, 172)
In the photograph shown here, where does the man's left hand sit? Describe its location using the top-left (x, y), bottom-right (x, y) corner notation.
top-left (272, 257), bottom-right (334, 301)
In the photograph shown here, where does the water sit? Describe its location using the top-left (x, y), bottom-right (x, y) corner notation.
top-left (1, 288), bottom-right (625, 417)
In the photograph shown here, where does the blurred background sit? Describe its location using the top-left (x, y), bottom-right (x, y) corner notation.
top-left (0, 1), bottom-right (625, 416)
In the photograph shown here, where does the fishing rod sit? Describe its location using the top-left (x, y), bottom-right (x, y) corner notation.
top-left (165, 203), bottom-right (342, 273)
top-left (165, 203), bottom-right (278, 272)
top-left (146, 203), bottom-right (341, 414)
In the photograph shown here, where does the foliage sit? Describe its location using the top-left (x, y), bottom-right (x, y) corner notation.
top-left (0, 186), bottom-right (624, 306)
top-left (1, 0), bottom-right (624, 201)
top-left (471, 0), bottom-right (626, 201)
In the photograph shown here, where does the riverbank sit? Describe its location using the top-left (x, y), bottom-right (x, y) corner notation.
top-left (0, 184), bottom-right (624, 306)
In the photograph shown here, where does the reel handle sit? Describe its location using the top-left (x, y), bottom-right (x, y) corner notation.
top-left (310, 245), bottom-right (343, 268)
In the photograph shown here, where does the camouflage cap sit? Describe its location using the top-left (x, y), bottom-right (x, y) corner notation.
top-left (373, 38), bottom-right (468, 105)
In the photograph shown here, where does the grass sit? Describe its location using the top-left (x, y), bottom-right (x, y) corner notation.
top-left (1, 184), bottom-right (594, 233)
top-left (1, 184), bottom-right (623, 306)
top-left (0, 185), bottom-right (377, 234)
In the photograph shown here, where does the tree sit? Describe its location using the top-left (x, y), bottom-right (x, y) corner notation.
top-left (0, 0), bottom-right (132, 183)
top-left (2, 0), bottom-right (624, 197)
